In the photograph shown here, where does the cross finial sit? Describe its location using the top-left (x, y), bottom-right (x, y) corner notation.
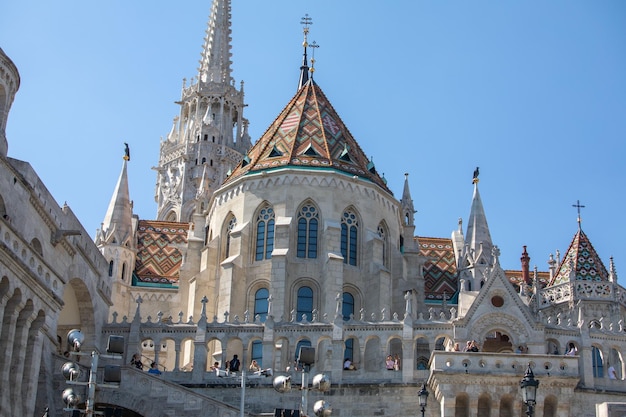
top-left (309, 40), bottom-right (319, 77)
top-left (572, 200), bottom-right (585, 229)
top-left (298, 14), bottom-right (313, 90)
top-left (301, 14), bottom-right (312, 49)
top-left (301, 14), bottom-right (313, 36)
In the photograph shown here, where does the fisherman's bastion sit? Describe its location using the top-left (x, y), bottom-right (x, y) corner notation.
top-left (1, 1), bottom-right (625, 416)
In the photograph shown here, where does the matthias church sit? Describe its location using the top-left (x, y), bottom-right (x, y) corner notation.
top-left (1, 1), bottom-right (625, 416)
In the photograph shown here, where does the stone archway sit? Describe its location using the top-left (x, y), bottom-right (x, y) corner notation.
top-left (469, 313), bottom-right (530, 353)
top-left (58, 278), bottom-right (97, 351)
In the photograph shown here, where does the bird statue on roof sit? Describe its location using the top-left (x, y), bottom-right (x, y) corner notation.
top-left (473, 167), bottom-right (479, 184)
top-left (124, 142), bottom-right (130, 161)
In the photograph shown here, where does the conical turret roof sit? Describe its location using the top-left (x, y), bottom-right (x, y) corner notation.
top-left (465, 182), bottom-right (493, 258)
top-left (549, 228), bottom-right (609, 286)
top-left (225, 80), bottom-right (391, 193)
top-left (98, 160), bottom-right (133, 245)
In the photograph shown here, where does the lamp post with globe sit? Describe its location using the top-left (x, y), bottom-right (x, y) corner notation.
top-left (273, 347), bottom-right (331, 416)
top-left (520, 364), bottom-right (539, 417)
top-left (418, 383), bottom-right (429, 417)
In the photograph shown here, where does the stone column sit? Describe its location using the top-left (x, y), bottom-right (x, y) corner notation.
top-left (23, 322), bottom-right (45, 417)
top-left (331, 317), bottom-right (345, 382)
top-left (439, 394), bottom-right (456, 417)
top-left (10, 309), bottom-right (34, 416)
top-left (0, 300), bottom-right (19, 412)
top-left (173, 341), bottom-right (181, 371)
top-left (262, 317), bottom-right (275, 371)
top-left (322, 220), bottom-right (342, 318)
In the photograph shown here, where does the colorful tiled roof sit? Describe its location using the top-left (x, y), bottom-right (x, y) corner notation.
top-left (225, 80), bottom-right (391, 193)
top-left (134, 220), bottom-right (188, 286)
top-left (419, 236), bottom-right (553, 300)
top-left (549, 228), bottom-right (609, 286)
top-left (505, 270), bottom-right (550, 291)
top-left (419, 237), bottom-right (458, 300)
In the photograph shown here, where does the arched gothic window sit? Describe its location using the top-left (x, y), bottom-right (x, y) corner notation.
top-left (252, 340), bottom-right (263, 367)
top-left (255, 204), bottom-right (275, 261)
top-left (592, 345), bottom-right (604, 377)
top-left (377, 222), bottom-right (389, 267)
top-left (341, 209), bottom-right (358, 266)
top-left (108, 260), bottom-right (114, 277)
top-left (297, 203), bottom-right (318, 259)
top-left (224, 215), bottom-right (237, 259)
top-left (297, 286), bottom-right (313, 321)
top-left (344, 338), bottom-right (354, 362)
top-left (121, 262), bottom-right (127, 281)
top-left (254, 288), bottom-right (269, 322)
top-left (342, 292), bottom-right (354, 321)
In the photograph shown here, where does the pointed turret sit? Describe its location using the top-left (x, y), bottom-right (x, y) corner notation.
top-left (465, 180), bottom-right (494, 260)
top-left (96, 148), bottom-right (137, 293)
top-left (548, 228), bottom-right (609, 286)
top-left (456, 171), bottom-right (495, 291)
top-left (98, 159), bottom-right (134, 246)
top-left (155, 0), bottom-right (251, 223)
top-left (609, 256), bottom-right (618, 283)
top-left (400, 173), bottom-right (415, 227)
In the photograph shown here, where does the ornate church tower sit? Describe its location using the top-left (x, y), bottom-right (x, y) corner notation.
top-left (96, 148), bottom-right (137, 316)
top-left (154, 0), bottom-right (251, 222)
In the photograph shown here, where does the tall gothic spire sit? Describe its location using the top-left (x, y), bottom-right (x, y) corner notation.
top-left (155, 0), bottom-right (251, 223)
top-left (465, 179), bottom-right (493, 259)
top-left (97, 157), bottom-right (133, 246)
top-left (456, 171), bottom-right (495, 291)
top-left (198, 0), bottom-right (233, 84)
top-left (401, 173), bottom-right (415, 227)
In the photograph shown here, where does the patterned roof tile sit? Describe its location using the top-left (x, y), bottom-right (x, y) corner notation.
top-left (419, 237), bottom-right (458, 300)
top-left (226, 80), bottom-right (391, 193)
top-left (135, 220), bottom-right (188, 286)
top-left (549, 229), bottom-right (609, 286)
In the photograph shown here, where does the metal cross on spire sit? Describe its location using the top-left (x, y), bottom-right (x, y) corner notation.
top-left (301, 13), bottom-right (313, 36)
top-left (298, 14), bottom-right (313, 90)
top-left (572, 200), bottom-right (585, 229)
top-left (309, 40), bottom-right (319, 77)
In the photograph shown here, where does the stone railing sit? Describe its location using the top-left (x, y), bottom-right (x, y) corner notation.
top-left (539, 282), bottom-right (572, 306)
top-left (540, 280), bottom-right (626, 309)
top-left (430, 351), bottom-right (580, 379)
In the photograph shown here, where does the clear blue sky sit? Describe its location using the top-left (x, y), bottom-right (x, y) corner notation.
top-left (2, 1), bottom-right (625, 283)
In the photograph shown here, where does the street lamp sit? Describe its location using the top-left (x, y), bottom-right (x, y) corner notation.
top-left (520, 364), bottom-right (539, 417)
top-left (62, 330), bottom-right (124, 416)
top-left (272, 346), bottom-right (331, 416)
top-left (418, 383), bottom-right (429, 417)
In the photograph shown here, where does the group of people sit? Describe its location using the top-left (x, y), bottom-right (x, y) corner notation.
top-left (210, 355), bottom-right (272, 377)
top-left (515, 345), bottom-right (528, 354)
top-left (130, 353), bottom-right (162, 375)
top-left (385, 354), bottom-right (401, 371)
top-left (454, 340), bottom-right (480, 352)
